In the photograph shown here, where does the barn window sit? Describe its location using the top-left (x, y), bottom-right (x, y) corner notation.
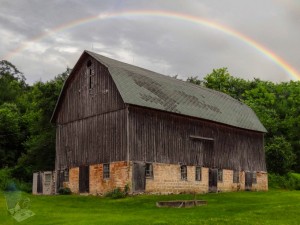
top-left (87, 60), bottom-right (93, 90)
top-left (145, 163), bottom-right (153, 178)
top-left (218, 169), bottom-right (223, 182)
top-left (44, 173), bottom-right (52, 185)
top-left (252, 171), bottom-right (257, 184)
top-left (180, 165), bottom-right (187, 180)
top-left (195, 166), bottom-right (201, 181)
top-left (103, 164), bottom-right (110, 179)
top-left (87, 60), bottom-right (92, 67)
top-left (233, 170), bottom-right (239, 183)
top-left (64, 169), bottom-right (69, 182)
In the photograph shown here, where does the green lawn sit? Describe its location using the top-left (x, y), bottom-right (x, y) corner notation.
top-left (1, 190), bottom-right (299, 225)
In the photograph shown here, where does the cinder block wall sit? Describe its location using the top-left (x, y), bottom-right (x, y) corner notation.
top-left (146, 163), bottom-right (209, 194)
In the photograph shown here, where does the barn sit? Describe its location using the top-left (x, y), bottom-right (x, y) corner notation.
top-left (50, 50), bottom-right (268, 195)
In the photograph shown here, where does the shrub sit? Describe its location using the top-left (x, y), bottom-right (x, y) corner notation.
top-left (0, 168), bottom-right (32, 192)
top-left (58, 187), bottom-right (72, 195)
top-left (0, 168), bottom-right (13, 190)
top-left (268, 173), bottom-right (300, 190)
top-left (105, 185), bottom-right (130, 199)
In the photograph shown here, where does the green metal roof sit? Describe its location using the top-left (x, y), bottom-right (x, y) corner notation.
top-left (86, 50), bottom-right (267, 133)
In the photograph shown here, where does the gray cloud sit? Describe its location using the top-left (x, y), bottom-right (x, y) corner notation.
top-left (0, 0), bottom-right (299, 84)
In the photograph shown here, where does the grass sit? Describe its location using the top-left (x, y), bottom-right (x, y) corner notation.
top-left (0, 190), bottom-right (299, 225)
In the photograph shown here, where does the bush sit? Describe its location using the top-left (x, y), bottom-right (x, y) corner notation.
top-left (105, 185), bottom-right (130, 199)
top-left (0, 168), bottom-right (12, 190)
top-left (58, 187), bottom-right (72, 195)
top-left (0, 168), bottom-right (32, 192)
top-left (268, 173), bottom-right (300, 190)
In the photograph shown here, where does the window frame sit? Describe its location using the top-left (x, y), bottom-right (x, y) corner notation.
top-left (195, 166), bottom-right (202, 181)
top-left (233, 170), bottom-right (239, 183)
top-left (180, 165), bottom-right (187, 181)
top-left (103, 163), bottom-right (110, 179)
top-left (218, 169), bottom-right (223, 182)
top-left (252, 171), bottom-right (257, 184)
top-left (87, 60), bottom-right (93, 90)
top-left (64, 169), bottom-right (69, 182)
top-left (145, 163), bottom-right (153, 178)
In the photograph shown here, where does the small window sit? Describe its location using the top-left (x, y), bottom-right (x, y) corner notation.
top-left (103, 164), bottom-right (110, 179)
top-left (233, 170), bottom-right (239, 183)
top-left (218, 169), bottom-right (223, 182)
top-left (87, 60), bottom-right (92, 67)
top-left (252, 171), bottom-right (257, 184)
top-left (64, 169), bottom-right (69, 182)
top-left (180, 165), bottom-right (187, 180)
top-left (44, 173), bottom-right (52, 185)
top-left (145, 163), bottom-right (153, 178)
top-left (89, 75), bottom-right (92, 89)
top-left (195, 166), bottom-right (201, 181)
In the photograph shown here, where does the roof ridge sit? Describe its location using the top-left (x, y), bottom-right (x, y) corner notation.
top-left (85, 50), bottom-right (266, 132)
top-left (86, 50), bottom-right (245, 107)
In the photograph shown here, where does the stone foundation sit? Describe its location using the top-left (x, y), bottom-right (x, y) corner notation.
top-left (89, 161), bottom-right (130, 195)
top-left (65, 161), bottom-right (268, 194)
top-left (67, 167), bottom-right (79, 193)
top-left (146, 163), bottom-right (208, 194)
top-left (252, 171), bottom-right (268, 191)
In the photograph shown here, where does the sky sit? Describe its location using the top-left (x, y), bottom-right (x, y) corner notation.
top-left (1, 0), bottom-right (300, 84)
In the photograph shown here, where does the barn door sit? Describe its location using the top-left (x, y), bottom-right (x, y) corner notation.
top-left (209, 168), bottom-right (218, 193)
top-left (245, 171), bottom-right (252, 191)
top-left (37, 172), bottom-right (43, 194)
top-left (57, 170), bottom-right (64, 190)
top-left (132, 162), bottom-right (146, 192)
top-left (79, 165), bottom-right (89, 193)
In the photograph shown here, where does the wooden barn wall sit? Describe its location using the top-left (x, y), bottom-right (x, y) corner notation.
top-left (55, 109), bottom-right (127, 170)
top-left (56, 56), bottom-right (125, 124)
top-left (128, 106), bottom-right (266, 172)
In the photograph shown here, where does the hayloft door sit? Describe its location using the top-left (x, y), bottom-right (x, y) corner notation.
top-left (209, 168), bottom-right (218, 193)
top-left (79, 165), bottom-right (89, 193)
top-left (245, 171), bottom-right (252, 191)
top-left (133, 162), bottom-right (146, 192)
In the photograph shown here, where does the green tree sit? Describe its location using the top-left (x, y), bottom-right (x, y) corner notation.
top-left (0, 103), bottom-right (21, 167)
top-left (265, 136), bottom-right (296, 174)
top-left (17, 69), bottom-right (69, 178)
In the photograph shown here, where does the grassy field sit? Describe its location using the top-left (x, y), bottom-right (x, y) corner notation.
top-left (0, 190), bottom-right (299, 225)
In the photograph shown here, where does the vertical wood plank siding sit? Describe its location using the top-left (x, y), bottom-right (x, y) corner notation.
top-left (129, 106), bottom-right (266, 172)
top-left (56, 56), bottom-right (125, 124)
top-left (55, 57), bottom-right (126, 169)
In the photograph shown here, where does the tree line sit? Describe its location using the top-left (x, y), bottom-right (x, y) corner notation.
top-left (0, 61), bottom-right (299, 187)
top-left (187, 68), bottom-right (299, 175)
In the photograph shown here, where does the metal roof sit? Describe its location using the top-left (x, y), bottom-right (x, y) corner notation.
top-left (87, 51), bottom-right (266, 133)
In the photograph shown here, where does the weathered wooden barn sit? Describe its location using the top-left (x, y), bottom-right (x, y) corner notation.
top-left (50, 50), bottom-right (268, 194)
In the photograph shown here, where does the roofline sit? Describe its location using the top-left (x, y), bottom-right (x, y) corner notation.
top-left (127, 104), bottom-right (267, 134)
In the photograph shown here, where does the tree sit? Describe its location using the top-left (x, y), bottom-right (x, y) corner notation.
top-left (18, 69), bottom-right (70, 178)
top-left (265, 136), bottom-right (296, 174)
top-left (0, 103), bottom-right (21, 167)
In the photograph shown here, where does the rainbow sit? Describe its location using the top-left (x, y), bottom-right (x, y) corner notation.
top-left (2, 10), bottom-right (300, 80)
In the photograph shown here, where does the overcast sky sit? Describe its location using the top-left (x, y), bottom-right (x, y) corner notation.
top-left (1, 0), bottom-right (300, 84)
